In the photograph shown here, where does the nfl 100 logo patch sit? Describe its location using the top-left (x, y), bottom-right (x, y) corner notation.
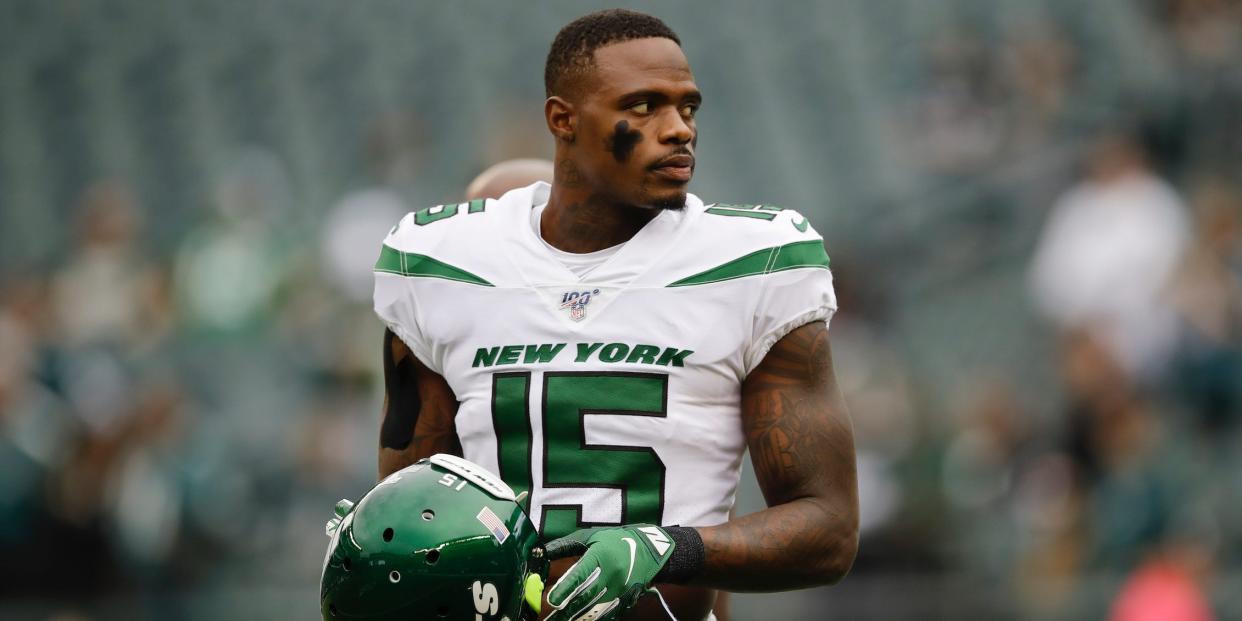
top-left (559, 288), bottom-right (599, 321)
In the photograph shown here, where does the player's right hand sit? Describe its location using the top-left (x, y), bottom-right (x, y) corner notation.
top-left (543, 524), bottom-right (676, 620)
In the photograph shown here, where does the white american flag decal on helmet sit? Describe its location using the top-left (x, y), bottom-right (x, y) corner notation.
top-left (476, 506), bottom-right (510, 544)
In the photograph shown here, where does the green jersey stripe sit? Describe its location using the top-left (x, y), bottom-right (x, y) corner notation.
top-left (704, 207), bottom-right (778, 220)
top-left (667, 239), bottom-right (829, 287)
top-left (374, 245), bottom-right (494, 286)
top-left (769, 239), bottom-right (830, 272)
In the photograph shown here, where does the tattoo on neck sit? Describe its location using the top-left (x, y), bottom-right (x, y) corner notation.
top-left (556, 158), bottom-right (585, 188)
top-left (542, 197), bottom-right (656, 253)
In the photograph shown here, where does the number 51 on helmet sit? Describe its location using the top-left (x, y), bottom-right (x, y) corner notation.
top-left (320, 454), bottom-right (549, 620)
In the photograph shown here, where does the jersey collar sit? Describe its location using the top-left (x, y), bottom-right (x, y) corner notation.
top-left (505, 182), bottom-right (698, 289)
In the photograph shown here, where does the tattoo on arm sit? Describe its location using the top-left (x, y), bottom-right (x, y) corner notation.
top-left (696, 321), bottom-right (859, 591)
top-left (378, 329), bottom-right (461, 479)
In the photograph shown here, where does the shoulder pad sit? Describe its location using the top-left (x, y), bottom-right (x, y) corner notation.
top-left (696, 202), bottom-right (822, 245)
top-left (383, 198), bottom-right (493, 252)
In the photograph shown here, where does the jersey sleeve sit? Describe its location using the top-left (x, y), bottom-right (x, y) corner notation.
top-left (742, 235), bottom-right (838, 376)
top-left (372, 213), bottom-right (440, 373)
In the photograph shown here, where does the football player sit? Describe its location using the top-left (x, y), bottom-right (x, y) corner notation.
top-left (374, 9), bottom-right (858, 621)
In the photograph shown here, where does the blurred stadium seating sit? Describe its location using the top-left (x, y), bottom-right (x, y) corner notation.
top-left (1, 0), bottom-right (1240, 618)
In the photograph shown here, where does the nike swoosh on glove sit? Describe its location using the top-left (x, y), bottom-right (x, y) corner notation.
top-left (543, 524), bottom-right (675, 621)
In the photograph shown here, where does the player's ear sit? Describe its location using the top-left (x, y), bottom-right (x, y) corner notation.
top-left (545, 96), bottom-right (576, 144)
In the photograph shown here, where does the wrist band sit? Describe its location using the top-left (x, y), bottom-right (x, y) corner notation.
top-left (654, 526), bottom-right (705, 584)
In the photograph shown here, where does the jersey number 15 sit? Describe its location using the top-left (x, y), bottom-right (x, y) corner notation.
top-left (490, 371), bottom-right (668, 541)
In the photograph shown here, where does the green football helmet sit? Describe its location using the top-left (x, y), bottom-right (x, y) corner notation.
top-left (320, 454), bottom-right (548, 620)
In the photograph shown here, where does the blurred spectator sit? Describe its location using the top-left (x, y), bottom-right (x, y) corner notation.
top-left (102, 384), bottom-right (189, 572)
top-left (1013, 451), bottom-right (1087, 614)
top-left (1110, 543), bottom-right (1216, 621)
top-left (50, 180), bottom-right (170, 351)
top-left (832, 314), bottom-right (914, 537)
top-left (1013, 327), bottom-right (1170, 613)
top-left (1059, 328), bottom-right (1172, 566)
top-left (322, 113), bottom-right (428, 303)
top-left (903, 27), bottom-right (1005, 175)
top-left (321, 189), bottom-right (407, 303)
top-left (175, 148), bottom-right (294, 334)
top-left (0, 276), bottom-right (115, 596)
top-left (1165, 0), bottom-right (1242, 69)
top-left (943, 381), bottom-right (1030, 513)
top-left (1169, 178), bottom-right (1242, 433)
top-left (0, 278), bottom-right (77, 545)
top-left (1029, 131), bottom-right (1190, 382)
top-left (1163, 0), bottom-right (1242, 185)
top-left (942, 381), bottom-right (1032, 573)
top-left (998, 19), bottom-right (1077, 151)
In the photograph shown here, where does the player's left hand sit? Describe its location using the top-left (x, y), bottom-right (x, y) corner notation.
top-left (543, 524), bottom-right (676, 621)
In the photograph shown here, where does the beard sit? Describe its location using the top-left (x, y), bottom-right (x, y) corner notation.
top-left (649, 190), bottom-right (688, 212)
top-left (640, 182), bottom-right (690, 212)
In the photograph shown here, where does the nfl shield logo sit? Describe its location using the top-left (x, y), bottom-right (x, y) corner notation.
top-left (559, 289), bottom-right (599, 322)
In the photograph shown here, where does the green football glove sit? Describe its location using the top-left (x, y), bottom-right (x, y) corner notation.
top-left (544, 524), bottom-right (676, 621)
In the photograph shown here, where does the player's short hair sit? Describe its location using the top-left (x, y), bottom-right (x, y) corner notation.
top-left (544, 9), bottom-right (681, 99)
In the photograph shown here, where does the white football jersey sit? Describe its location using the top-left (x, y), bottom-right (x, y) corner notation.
top-left (373, 182), bottom-right (836, 541)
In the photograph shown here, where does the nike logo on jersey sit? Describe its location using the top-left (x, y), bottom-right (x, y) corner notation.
top-left (791, 214), bottom-right (809, 232)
